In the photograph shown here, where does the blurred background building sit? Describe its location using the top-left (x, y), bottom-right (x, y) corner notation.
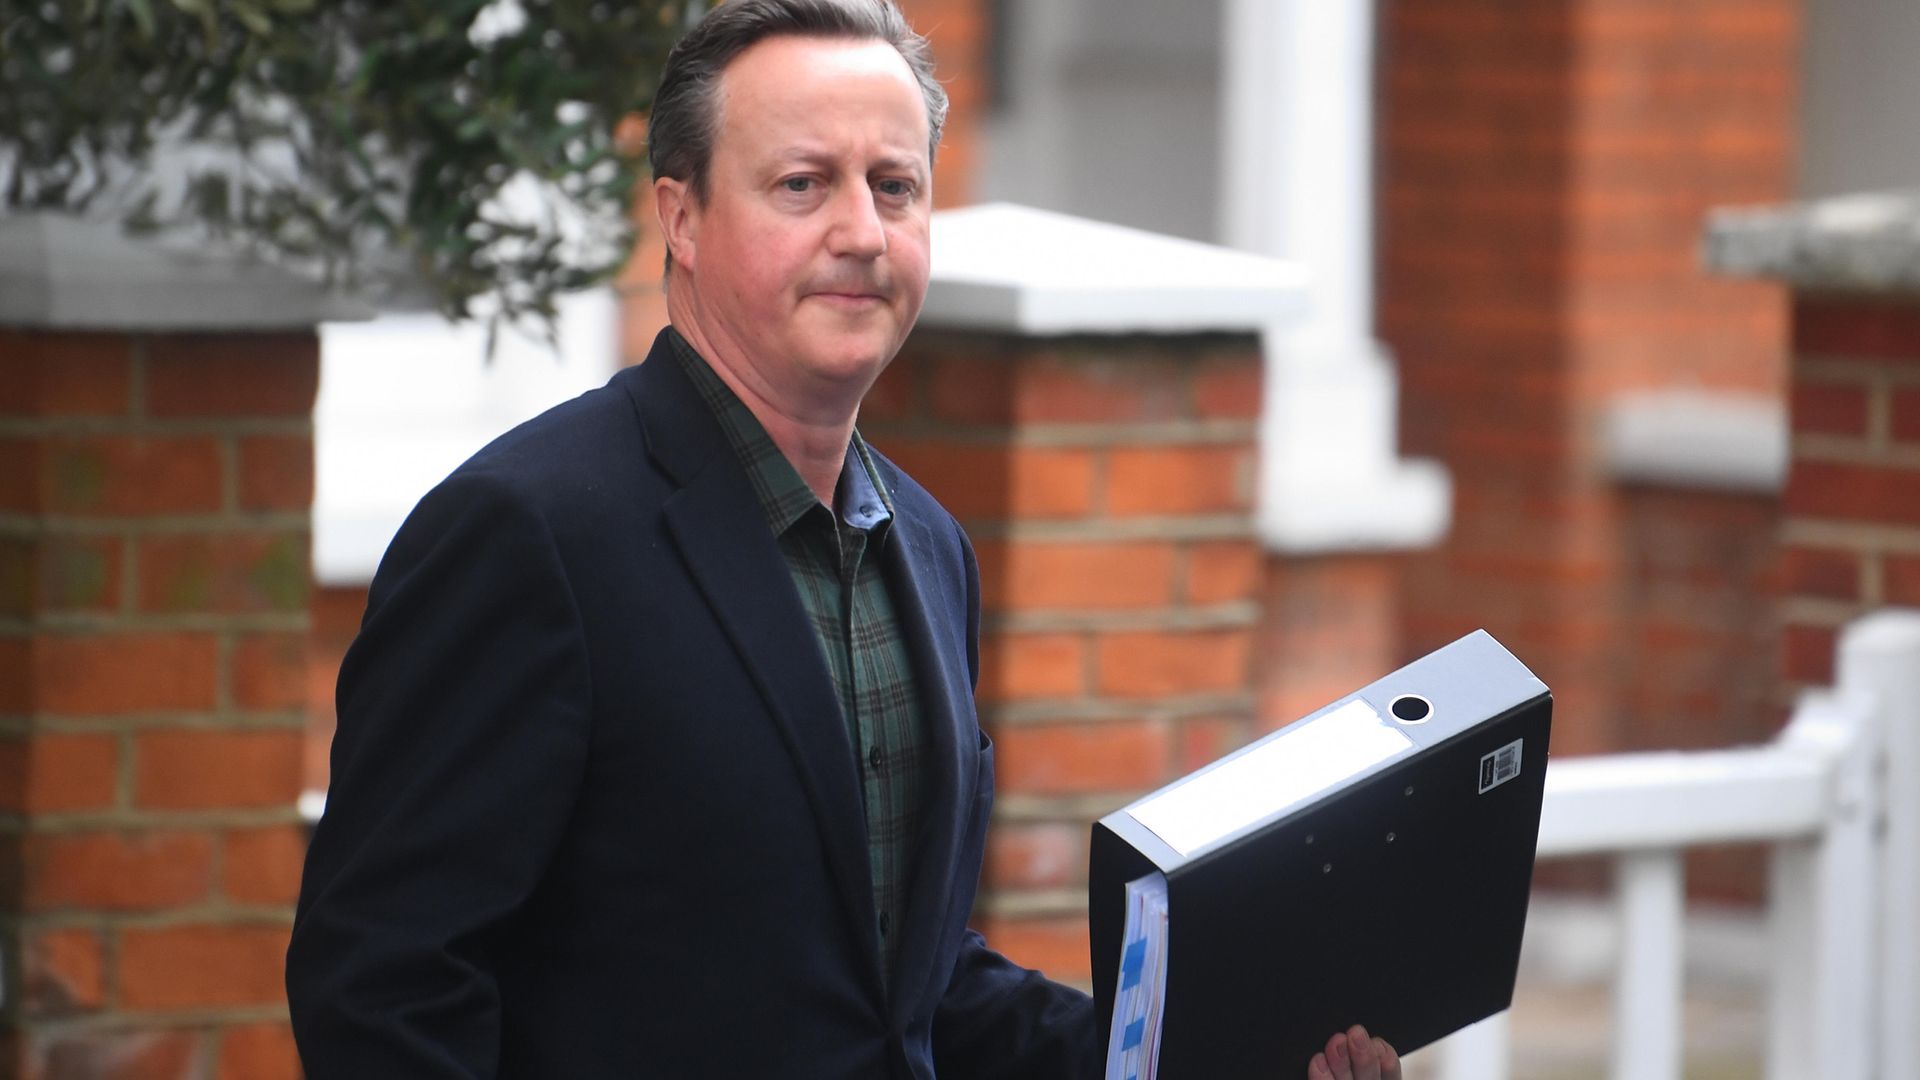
top-left (6, 0), bottom-right (1920, 1076)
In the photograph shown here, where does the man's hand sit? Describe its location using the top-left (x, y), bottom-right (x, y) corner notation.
top-left (1308, 1024), bottom-right (1401, 1080)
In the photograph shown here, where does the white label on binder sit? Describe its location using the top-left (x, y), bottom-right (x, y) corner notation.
top-left (1478, 738), bottom-right (1523, 793)
top-left (1129, 699), bottom-right (1414, 856)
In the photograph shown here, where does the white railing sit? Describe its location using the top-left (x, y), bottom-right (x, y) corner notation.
top-left (1428, 609), bottom-right (1920, 1080)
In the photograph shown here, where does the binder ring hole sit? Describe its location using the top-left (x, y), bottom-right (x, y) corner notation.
top-left (1389, 694), bottom-right (1433, 725)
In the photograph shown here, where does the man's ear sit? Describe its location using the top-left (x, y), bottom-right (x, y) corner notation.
top-left (655, 176), bottom-right (698, 273)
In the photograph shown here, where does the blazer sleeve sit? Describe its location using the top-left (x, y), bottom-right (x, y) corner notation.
top-left (931, 517), bottom-right (1103, 1080)
top-left (934, 931), bottom-right (1102, 1079)
top-left (286, 470), bottom-right (593, 1078)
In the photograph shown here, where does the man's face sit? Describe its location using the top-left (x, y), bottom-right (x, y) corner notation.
top-left (664, 35), bottom-right (933, 418)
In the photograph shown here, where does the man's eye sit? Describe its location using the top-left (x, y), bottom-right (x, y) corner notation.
top-left (783, 177), bottom-right (813, 193)
top-left (876, 179), bottom-right (913, 198)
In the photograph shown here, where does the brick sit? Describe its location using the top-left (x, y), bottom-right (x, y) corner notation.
top-left (33, 632), bottom-right (220, 715)
top-left (0, 733), bottom-right (120, 814)
top-left (1032, 347), bottom-right (1196, 423)
top-left (859, 355), bottom-right (919, 422)
top-left (0, 738), bottom-right (19, 811)
top-left (973, 540), bottom-right (1176, 611)
top-left (28, 1028), bottom-right (204, 1080)
top-left (926, 349), bottom-right (1190, 425)
top-left (1184, 541), bottom-right (1263, 605)
top-left (1002, 447), bottom-right (1098, 518)
top-left (1781, 623), bottom-right (1838, 685)
top-left (1779, 546), bottom-right (1860, 602)
top-left (973, 915), bottom-right (1091, 984)
top-left (305, 706), bottom-right (336, 794)
top-left (37, 436), bottom-right (223, 517)
top-left (0, 438), bottom-right (34, 512)
top-left (1785, 461), bottom-right (1920, 526)
top-left (1020, 357), bottom-right (1190, 424)
top-left (1793, 297), bottom-right (1920, 361)
top-left (976, 632), bottom-right (1084, 704)
top-left (231, 632), bottom-right (309, 712)
top-left (1886, 555), bottom-right (1920, 607)
top-left (0, 537), bottom-right (25, 618)
top-left (1192, 360), bottom-right (1263, 420)
top-left (237, 435), bottom-right (314, 512)
top-left (1893, 387), bottom-right (1920, 445)
top-left (875, 442), bottom-right (1094, 519)
top-left (984, 822), bottom-right (1083, 891)
top-left (145, 333), bottom-right (319, 418)
top-left (1104, 445), bottom-right (1252, 517)
top-left (1790, 381), bottom-right (1870, 437)
top-left (31, 534), bottom-right (123, 613)
top-left (1178, 715), bottom-right (1251, 773)
top-left (1096, 630), bottom-right (1253, 699)
top-left (221, 825), bottom-right (307, 905)
top-left (0, 636), bottom-right (27, 713)
top-left (0, 331), bottom-right (133, 417)
top-left (21, 927), bottom-right (105, 1014)
top-left (922, 352), bottom-right (1015, 425)
top-left (994, 720), bottom-right (1169, 795)
top-left (135, 728), bottom-right (303, 810)
top-left (137, 532), bottom-right (309, 615)
top-left (1261, 679), bottom-right (1375, 734)
top-left (891, 422), bottom-right (1002, 498)
top-left (117, 923), bottom-right (291, 1010)
top-left (24, 733), bottom-right (120, 813)
top-left (23, 830), bottom-right (214, 912)
top-left (216, 1023), bottom-right (300, 1080)
top-left (619, 301), bottom-right (669, 367)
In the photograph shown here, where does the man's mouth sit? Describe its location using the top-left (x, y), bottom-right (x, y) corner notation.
top-left (809, 291), bottom-right (887, 306)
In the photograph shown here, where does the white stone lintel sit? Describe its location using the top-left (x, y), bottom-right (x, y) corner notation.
top-left (0, 213), bottom-right (372, 331)
top-left (1604, 389), bottom-right (1787, 494)
top-left (923, 203), bottom-right (1310, 335)
top-left (1257, 330), bottom-right (1451, 553)
top-left (1705, 189), bottom-right (1920, 295)
top-left (1262, 458), bottom-right (1452, 553)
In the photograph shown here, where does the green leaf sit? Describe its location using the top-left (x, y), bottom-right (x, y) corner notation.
top-left (124, 0), bottom-right (158, 37)
top-left (232, 3), bottom-right (273, 36)
top-left (3, 0), bottom-right (670, 337)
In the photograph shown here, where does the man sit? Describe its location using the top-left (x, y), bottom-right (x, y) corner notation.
top-left (287, 2), bottom-right (1398, 1077)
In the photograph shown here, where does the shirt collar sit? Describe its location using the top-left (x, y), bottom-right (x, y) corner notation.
top-left (666, 326), bottom-right (894, 539)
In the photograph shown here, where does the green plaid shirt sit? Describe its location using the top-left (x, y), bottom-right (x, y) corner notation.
top-left (668, 329), bottom-right (927, 988)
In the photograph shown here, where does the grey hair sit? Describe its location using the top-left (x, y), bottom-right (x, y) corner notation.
top-left (648, 0), bottom-right (948, 274)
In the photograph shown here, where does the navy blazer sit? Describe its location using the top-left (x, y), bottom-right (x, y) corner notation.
top-left (287, 330), bottom-right (1099, 1078)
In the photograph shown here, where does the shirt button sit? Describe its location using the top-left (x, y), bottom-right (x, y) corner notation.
top-left (868, 744), bottom-right (884, 771)
top-left (879, 913), bottom-right (891, 936)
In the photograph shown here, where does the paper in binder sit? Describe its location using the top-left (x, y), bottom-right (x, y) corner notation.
top-left (1102, 872), bottom-right (1169, 1080)
top-left (1090, 629), bottom-right (1552, 1078)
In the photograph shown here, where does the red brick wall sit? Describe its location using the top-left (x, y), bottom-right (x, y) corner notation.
top-left (1780, 297), bottom-right (1920, 687)
top-left (304, 585), bottom-right (366, 795)
top-left (1617, 484), bottom-right (1783, 902)
top-left (863, 330), bottom-right (1266, 985)
top-left (0, 329), bottom-right (310, 1078)
top-left (1614, 487), bottom-right (1781, 751)
top-left (1379, 0), bottom-right (1797, 763)
top-left (1257, 556), bottom-right (1403, 734)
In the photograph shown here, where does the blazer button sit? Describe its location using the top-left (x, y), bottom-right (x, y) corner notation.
top-left (868, 744), bottom-right (883, 771)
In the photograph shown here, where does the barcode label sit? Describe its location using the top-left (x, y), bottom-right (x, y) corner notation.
top-left (1477, 738), bottom-right (1523, 794)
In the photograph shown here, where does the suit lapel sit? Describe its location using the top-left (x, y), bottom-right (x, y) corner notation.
top-left (622, 335), bottom-right (883, 995)
top-left (878, 472), bottom-right (980, 1024)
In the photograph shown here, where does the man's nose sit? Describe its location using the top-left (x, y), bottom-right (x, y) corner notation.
top-left (827, 184), bottom-right (888, 259)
